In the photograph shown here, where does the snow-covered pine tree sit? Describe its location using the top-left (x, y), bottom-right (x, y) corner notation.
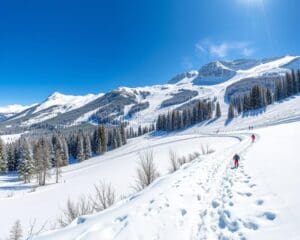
top-left (138, 125), bottom-right (142, 136)
top-left (83, 134), bottom-right (92, 160)
top-left (286, 72), bottom-right (294, 97)
top-left (61, 135), bottom-right (69, 166)
top-left (6, 143), bottom-right (17, 172)
top-left (0, 138), bottom-right (7, 173)
top-left (207, 101), bottom-right (213, 119)
top-left (100, 125), bottom-right (107, 153)
top-left (75, 133), bottom-right (85, 162)
top-left (52, 134), bottom-right (64, 183)
top-left (291, 70), bottom-right (298, 95)
top-left (266, 88), bottom-right (273, 105)
top-left (227, 102), bottom-right (235, 119)
top-left (120, 123), bottom-right (127, 145)
top-left (17, 138), bottom-right (34, 183)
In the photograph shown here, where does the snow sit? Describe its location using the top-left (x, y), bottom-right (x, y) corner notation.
top-left (0, 133), bottom-right (237, 238)
top-left (33, 92), bottom-right (101, 114)
top-left (33, 121), bottom-right (300, 240)
top-left (0, 104), bottom-right (36, 115)
top-left (1, 56), bottom-right (300, 239)
top-left (0, 133), bottom-right (23, 143)
top-left (19, 92), bottom-right (103, 126)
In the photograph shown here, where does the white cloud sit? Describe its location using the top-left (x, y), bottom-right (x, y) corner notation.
top-left (195, 40), bottom-right (255, 59)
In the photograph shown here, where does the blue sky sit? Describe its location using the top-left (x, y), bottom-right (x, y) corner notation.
top-left (0, 0), bottom-right (299, 105)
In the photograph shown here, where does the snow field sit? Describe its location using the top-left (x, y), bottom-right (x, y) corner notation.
top-left (0, 133), bottom-right (238, 238)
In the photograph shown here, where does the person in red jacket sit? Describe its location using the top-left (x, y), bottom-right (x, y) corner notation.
top-left (251, 134), bottom-right (256, 143)
top-left (233, 154), bottom-right (240, 168)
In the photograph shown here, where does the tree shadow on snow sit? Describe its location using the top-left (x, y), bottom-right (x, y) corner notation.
top-left (242, 107), bottom-right (266, 117)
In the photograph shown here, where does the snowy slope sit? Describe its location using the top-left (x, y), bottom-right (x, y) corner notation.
top-left (20, 92), bottom-right (103, 126)
top-left (1, 55), bottom-right (300, 239)
top-left (0, 104), bottom-right (36, 115)
top-left (0, 134), bottom-right (238, 238)
top-left (0, 56), bottom-right (298, 131)
top-left (33, 120), bottom-right (300, 240)
top-left (125, 55), bottom-right (300, 128)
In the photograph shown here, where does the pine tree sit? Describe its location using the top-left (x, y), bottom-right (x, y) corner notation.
top-left (215, 102), bottom-right (221, 118)
top-left (266, 88), bottom-right (273, 105)
top-left (17, 138), bottom-right (34, 183)
top-left (75, 133), bottom-right (85, 162)
top-left (100, 126), bottom-right (107, 153)
top-left (83, 134), bottom-right (92, 160)
top-left (227, 102), bottom-right (235, 119)
top-left (138, 125), bottom-right (142, 136)
top-left (61, 135), bottom-right (69, 166)
top-left (207, 101), bottom-right (213, 119)
top-left (297, 70), bottom-right (300, 92)
top-left (286, 72), bottom-right (293, 97)
top-left (0, 138), bottom-right (7, 173)
top-left (52, 134), bottom-right (64, 183)
top-left (7, 143), bottom-right (16, 172)
top-left (237, 98), bottom-right (243, 114)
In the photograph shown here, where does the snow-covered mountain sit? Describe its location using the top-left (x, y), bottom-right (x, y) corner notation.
top-left (0, 55), bottom-right (299, 134)
top-left (1, 55), bottom-right (300, 239)
top-left (0, 104), bottom-right (36, 122)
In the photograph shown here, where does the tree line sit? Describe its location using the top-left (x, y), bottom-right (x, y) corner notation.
top-left (227, 70), bottom-right (300, 118)
top-left (156, 100), bottom-right (221, 131)
top-left (0, 124), bottom-right (129, 186)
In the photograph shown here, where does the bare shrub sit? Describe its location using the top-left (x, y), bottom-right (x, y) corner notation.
top-left (9, 220), bottom-right (22, 240)
top-left (168, 150), bottom-right (201, 174)
top-left (91, 181), bottom-right (116, 212)
top-left (177, 156), bottom-right (188, 166)
top-left (134, 150), bottom-right (159, 191)
top-left (201, 145), bottom-right (215, 155)
top-left (188, 152), bottom-right (200, 161)
top-left (168, 150), bottom-right (179, 173)
top-left (58, 196), bottom-right (92, 227)
top-left (57, 181), bottom-right (116, 227)
top-left (27, 219), bottom-right (49, 239)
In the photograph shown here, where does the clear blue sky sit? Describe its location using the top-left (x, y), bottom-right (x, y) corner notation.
top-left (0, 0), bottom-right (299, 105)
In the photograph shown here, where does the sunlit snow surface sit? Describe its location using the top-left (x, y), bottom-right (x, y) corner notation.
top-left (0, 56), bottom-right (300, 239)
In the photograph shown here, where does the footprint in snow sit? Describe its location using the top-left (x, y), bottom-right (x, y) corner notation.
top-left (261, 211), bottom-right (276, 221)
top-left (237, 192), bottom-right (252, 197)
top-left (180, 208), bottom-right (187, 216)
top-left (243, 220), bottom-right (259, 230)
top-left (256, 199), bottom-right (264, 205)
top-left (212, 200), bottom-right (220, 208)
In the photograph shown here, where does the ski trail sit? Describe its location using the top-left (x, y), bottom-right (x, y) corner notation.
top-left (191, 133), bottom-right (258, 239)
top-left (192, 133), bottom-right (277, 240)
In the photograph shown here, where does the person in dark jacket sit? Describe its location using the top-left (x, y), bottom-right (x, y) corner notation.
top-left (233, 153), bottom-right (240, 168)
top-left (251, 134), bottom-right (256, 143)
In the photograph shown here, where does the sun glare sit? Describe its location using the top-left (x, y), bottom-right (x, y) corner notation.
top-left (237, 0), bottom-right (265, 7)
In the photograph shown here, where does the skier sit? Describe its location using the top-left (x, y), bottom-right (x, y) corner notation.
top-left (233, 153), bottom-right (240, 168)
top-left (251, 134), bottom-right (256, 143)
